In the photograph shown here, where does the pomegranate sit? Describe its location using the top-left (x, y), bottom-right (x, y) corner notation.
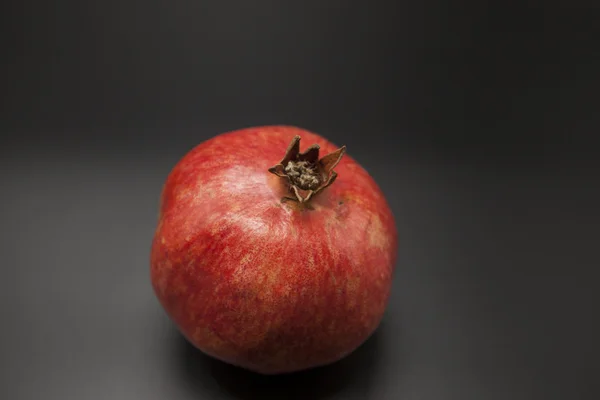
top-left (150, 126), bottom-right (397, 374)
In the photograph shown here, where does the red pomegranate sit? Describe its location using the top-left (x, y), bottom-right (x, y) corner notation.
top-left (150, 126), bottom-right (397, 374)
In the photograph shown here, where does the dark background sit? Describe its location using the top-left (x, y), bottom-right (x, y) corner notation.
top-left (1, 1), bottom-right (599, 399)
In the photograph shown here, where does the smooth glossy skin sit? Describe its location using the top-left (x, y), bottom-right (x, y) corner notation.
top-left (150, 126), bottom-right (398, 374)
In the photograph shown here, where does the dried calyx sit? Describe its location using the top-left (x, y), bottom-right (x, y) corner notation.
top-left (268, 135), bottom-right (346, 203)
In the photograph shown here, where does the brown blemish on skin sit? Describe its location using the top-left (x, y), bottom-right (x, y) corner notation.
top-left (334, 200), bottom-right (350, 221)
top-left (281, 198), bottom-right (315, 212)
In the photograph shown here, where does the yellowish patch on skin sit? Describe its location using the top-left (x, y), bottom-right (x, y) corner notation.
top-left (367, 214), bottom-right (389, 250)
top-left (175, 188), bottom-right (191, 201)
top-left (289, 223), bottom-right (298, 237)
top-left (210, 222), bottom-right (226, 236)
top-left (239, 253), bottom-right (252, 265)
top-left (230, 253), bottom-right (255, 286)
top-left (342, 192), bottom-right (368, 207)
top-left (307, 253), bottom-right (315, 270)
top-left (255, 266), bottom-right (274, 302)
top-left (268, 262), bottom-right (282, 283)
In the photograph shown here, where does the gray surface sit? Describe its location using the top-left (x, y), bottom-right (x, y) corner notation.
top-left (2, 1), bottom-right (599, 399)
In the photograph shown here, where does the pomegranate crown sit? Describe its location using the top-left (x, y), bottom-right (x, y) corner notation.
top-left (268, 135), bottom-right (346, 203)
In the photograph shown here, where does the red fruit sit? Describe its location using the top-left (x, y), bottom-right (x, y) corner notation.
top-left (150, 126), bottom-right (398, 374)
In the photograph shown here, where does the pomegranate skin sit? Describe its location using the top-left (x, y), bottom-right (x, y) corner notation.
top-left (150, 126), bottom-right (398, 374)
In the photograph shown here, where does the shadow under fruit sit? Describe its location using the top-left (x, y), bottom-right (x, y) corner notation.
top-left (150, 125), bottom-right (398, 374)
